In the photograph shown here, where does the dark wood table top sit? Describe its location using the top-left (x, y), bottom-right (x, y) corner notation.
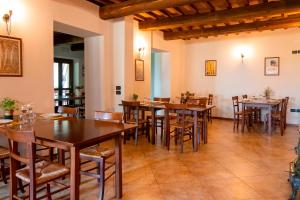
top-left (9, 118), bottom-right (136, 148)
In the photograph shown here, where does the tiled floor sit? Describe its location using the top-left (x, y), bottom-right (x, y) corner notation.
top-left (0, 119), bottom-right (298, 199)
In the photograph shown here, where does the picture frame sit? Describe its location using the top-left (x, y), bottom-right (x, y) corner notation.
top-left (135, 59), bottom-right (144, 81)
top-left (205, 60), bottom-right (217, 76)
top-left (264, 57), bottom-right (279, 76)
top-left (0, 35), bottom-right (22, 77)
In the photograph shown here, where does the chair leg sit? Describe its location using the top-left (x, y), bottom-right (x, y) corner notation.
top-left (98, 158), bottom-right (105, 200)
top-left (134, 127), bottom-right (138, 145)
top-left (180, 130), bottom-right (183, 153)
top-left (161, 120), bottom-right (164, 139)
top-left (46, 183), bottom-right (52, 200)
top-left (0, 158), bottom-right (7, 184)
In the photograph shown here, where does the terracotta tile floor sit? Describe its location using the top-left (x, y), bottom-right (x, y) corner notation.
top-left (0, 119), bottom-right (298, 199)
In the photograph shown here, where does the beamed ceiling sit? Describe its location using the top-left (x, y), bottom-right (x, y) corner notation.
top-left (86, 0), bottom-right (300, 40)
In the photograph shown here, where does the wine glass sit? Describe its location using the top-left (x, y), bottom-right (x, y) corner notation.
top-left (19, 105), bottom-right (28, 124)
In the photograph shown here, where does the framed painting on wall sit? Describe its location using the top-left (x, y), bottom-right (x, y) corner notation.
top-left (205, 60), bottom-right (217, 76)
top-left (135, 59), bottom-right (144, 81)
top-left (264, 57), bottom-right (279, 76)
top-left (0, 36), bottom-right (22, 77)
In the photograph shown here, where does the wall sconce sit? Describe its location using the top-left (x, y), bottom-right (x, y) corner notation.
top-left (138, 47), bottom-right (145, 60)
top-left (241, 53), bottom-right (245, 63)
top-left (3, 10), bottom-right (12, 35)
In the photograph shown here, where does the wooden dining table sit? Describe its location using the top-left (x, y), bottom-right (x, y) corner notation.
top-left (7, 117), bottom-right (136, 200)
top-left (139, 102), bottom-right (215, 151)
top-left (241, 98), bottom-right (281, 134)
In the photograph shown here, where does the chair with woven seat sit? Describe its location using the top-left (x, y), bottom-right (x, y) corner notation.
top-left (232, 96), bottom-right (250, 131)
top-left (0, 146), bottom-right (9, 184)
top-left (165, 103), bottom-right (194, 153)
top-left (5, 128), bottom-right (70, 200)
top-left (80, 111), bottom-right (122, 200)
top-left (147, 97), bottom-right (170, 141)
top-left (242, 94), bottom-right (261, 122)
top-left (122, 101), bottom-right (149, 145)
top-left (266, 97), bottom-right (289, 135)
top-left (57, 106), bottom-right (79, 118)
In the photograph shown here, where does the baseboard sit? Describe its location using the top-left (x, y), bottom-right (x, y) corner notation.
top-left (212, 116), bottom-right (233, 121)
top-left (212, 116), bottom-right (298, 128)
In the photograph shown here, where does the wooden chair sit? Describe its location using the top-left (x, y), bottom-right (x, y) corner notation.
top-left (57, 106), bottom-right (79, 117)
top-left (147, 97), bottom-right (170, 141)
top-left (5, 128), bottom-right (69, 200)
top-left (80, 111), bottom-right (121, 200)
top-left (232, 96), bottom-right (250, 131)
top-left (122, 101), bottom-right (149, 145)
top-left (267, 98), bottom-right (288, 135)
top-left (165, 103), bottom-right (194, 153)
top-left (208, 94), bottom-right (213, 122)
top-left (0, 146), bottom-right (9, 184)
top-left (242, 94), bottom-right (261, 122)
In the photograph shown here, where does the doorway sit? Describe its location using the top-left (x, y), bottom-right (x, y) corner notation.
top-left (151, 49), bottom-right (171, 99)
top-left (54, 32), bottom-right (85, 117)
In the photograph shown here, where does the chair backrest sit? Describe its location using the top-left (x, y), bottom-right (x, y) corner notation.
top-left (58, 106), bottom-right (78, 117)
top-left (186, 97), bottom-right (198, 105)
top-left (198, 98), bottom-right (207, 107)
top-left (122, 101), bottom-right (140, 123)
top-left (208, 94), bottom-right (213, 105)
top-left (5, 128), bottom-right (36, 164)
top-left (5, 128), bottom-right (38, 195)
top-left (232, 96), bottom-right (240, 113)
top-left (94, 111), bottom-right (123, 123)
top-left (153, 97), bottom-right (170, 103)
top-left (242, 94), bottom-right (248, 99)
top-left (165, 103), bottom-right (189, 127)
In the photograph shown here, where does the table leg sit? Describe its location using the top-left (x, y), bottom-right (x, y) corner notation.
top-left (115, 134), bottom-right (122, 198)
top-left (268, 105), bottom-right (272, 134)
top-left (193, 110), bottom-right (198, 152)
top-left (9, 158), bottom-right (17, 199)
top-left (151, 108), bottom-right (156, 145)
top-left (203, 111), bottom-right (208, 144)
top-left (241, 103), bottom-right (245, 133)
top-left (70, 147), bottom-right (80, 200)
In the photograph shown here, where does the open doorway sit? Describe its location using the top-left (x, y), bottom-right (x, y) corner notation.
top-left (151, 49), bottom-right (171, 99)
top-left (54, 32), bottom-right (85, 117)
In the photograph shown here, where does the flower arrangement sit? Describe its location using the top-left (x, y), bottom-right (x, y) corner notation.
top-left (0, 97), bottom-right (18, 119)
top-left (264, 87), bottom-right (272, 99)
top-left (0, 97), bottom-right (18, 111)
top-left (132, 93), bottom-right (138, 101)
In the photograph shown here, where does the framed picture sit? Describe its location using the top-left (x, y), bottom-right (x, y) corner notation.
top-left (0, 36), bottom-right (22, 76)
top-left (205, 60), bottom-right (217, 76)
top-left (264, 57), bottom-right (279, 76)
top-left (135, 59), bottom-right (144, 81)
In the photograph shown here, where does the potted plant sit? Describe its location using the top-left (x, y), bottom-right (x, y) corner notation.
top-left (264, 87), bottom-right (272, 100)
top-left (132, 93), bottom-right (138, 101)
top-left (0, 97), bottom-right (18, 119)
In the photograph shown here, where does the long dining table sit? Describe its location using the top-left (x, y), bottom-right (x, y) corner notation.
top-left (241, 98), bottom-right (281, 134)
top-left (7, 117), bottom-right (136, 200)
top-left (139, 102), bottom-right (215, 151)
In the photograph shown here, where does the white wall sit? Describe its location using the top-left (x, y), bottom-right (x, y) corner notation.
top-left (185, 28), bottom-right (300, 124)
top-left (0, 0), bottom-right (116, 118)
top-left (132, 21), bottom-right (186, 101)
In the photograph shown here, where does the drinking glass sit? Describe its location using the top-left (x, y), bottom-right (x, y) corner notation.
top-left (19, 105), bottom-right (28, 124)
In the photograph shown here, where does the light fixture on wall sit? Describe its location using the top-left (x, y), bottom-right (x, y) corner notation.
top-left (138, 47), bottom-right (145, 60)
top-left (3, 10), bottom-right (12, 35)
top-left (241, 53), bottom-right (245, 63)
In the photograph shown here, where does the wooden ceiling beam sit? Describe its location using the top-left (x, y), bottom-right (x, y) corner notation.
top-left (99, 0), bottom-right (205, 19)
top-left (164, 14), bottom-right (300, 40)
top-left (140, 0), bottom-right (300, 30)
top-left (86, 0), bottom-right (112, 6)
